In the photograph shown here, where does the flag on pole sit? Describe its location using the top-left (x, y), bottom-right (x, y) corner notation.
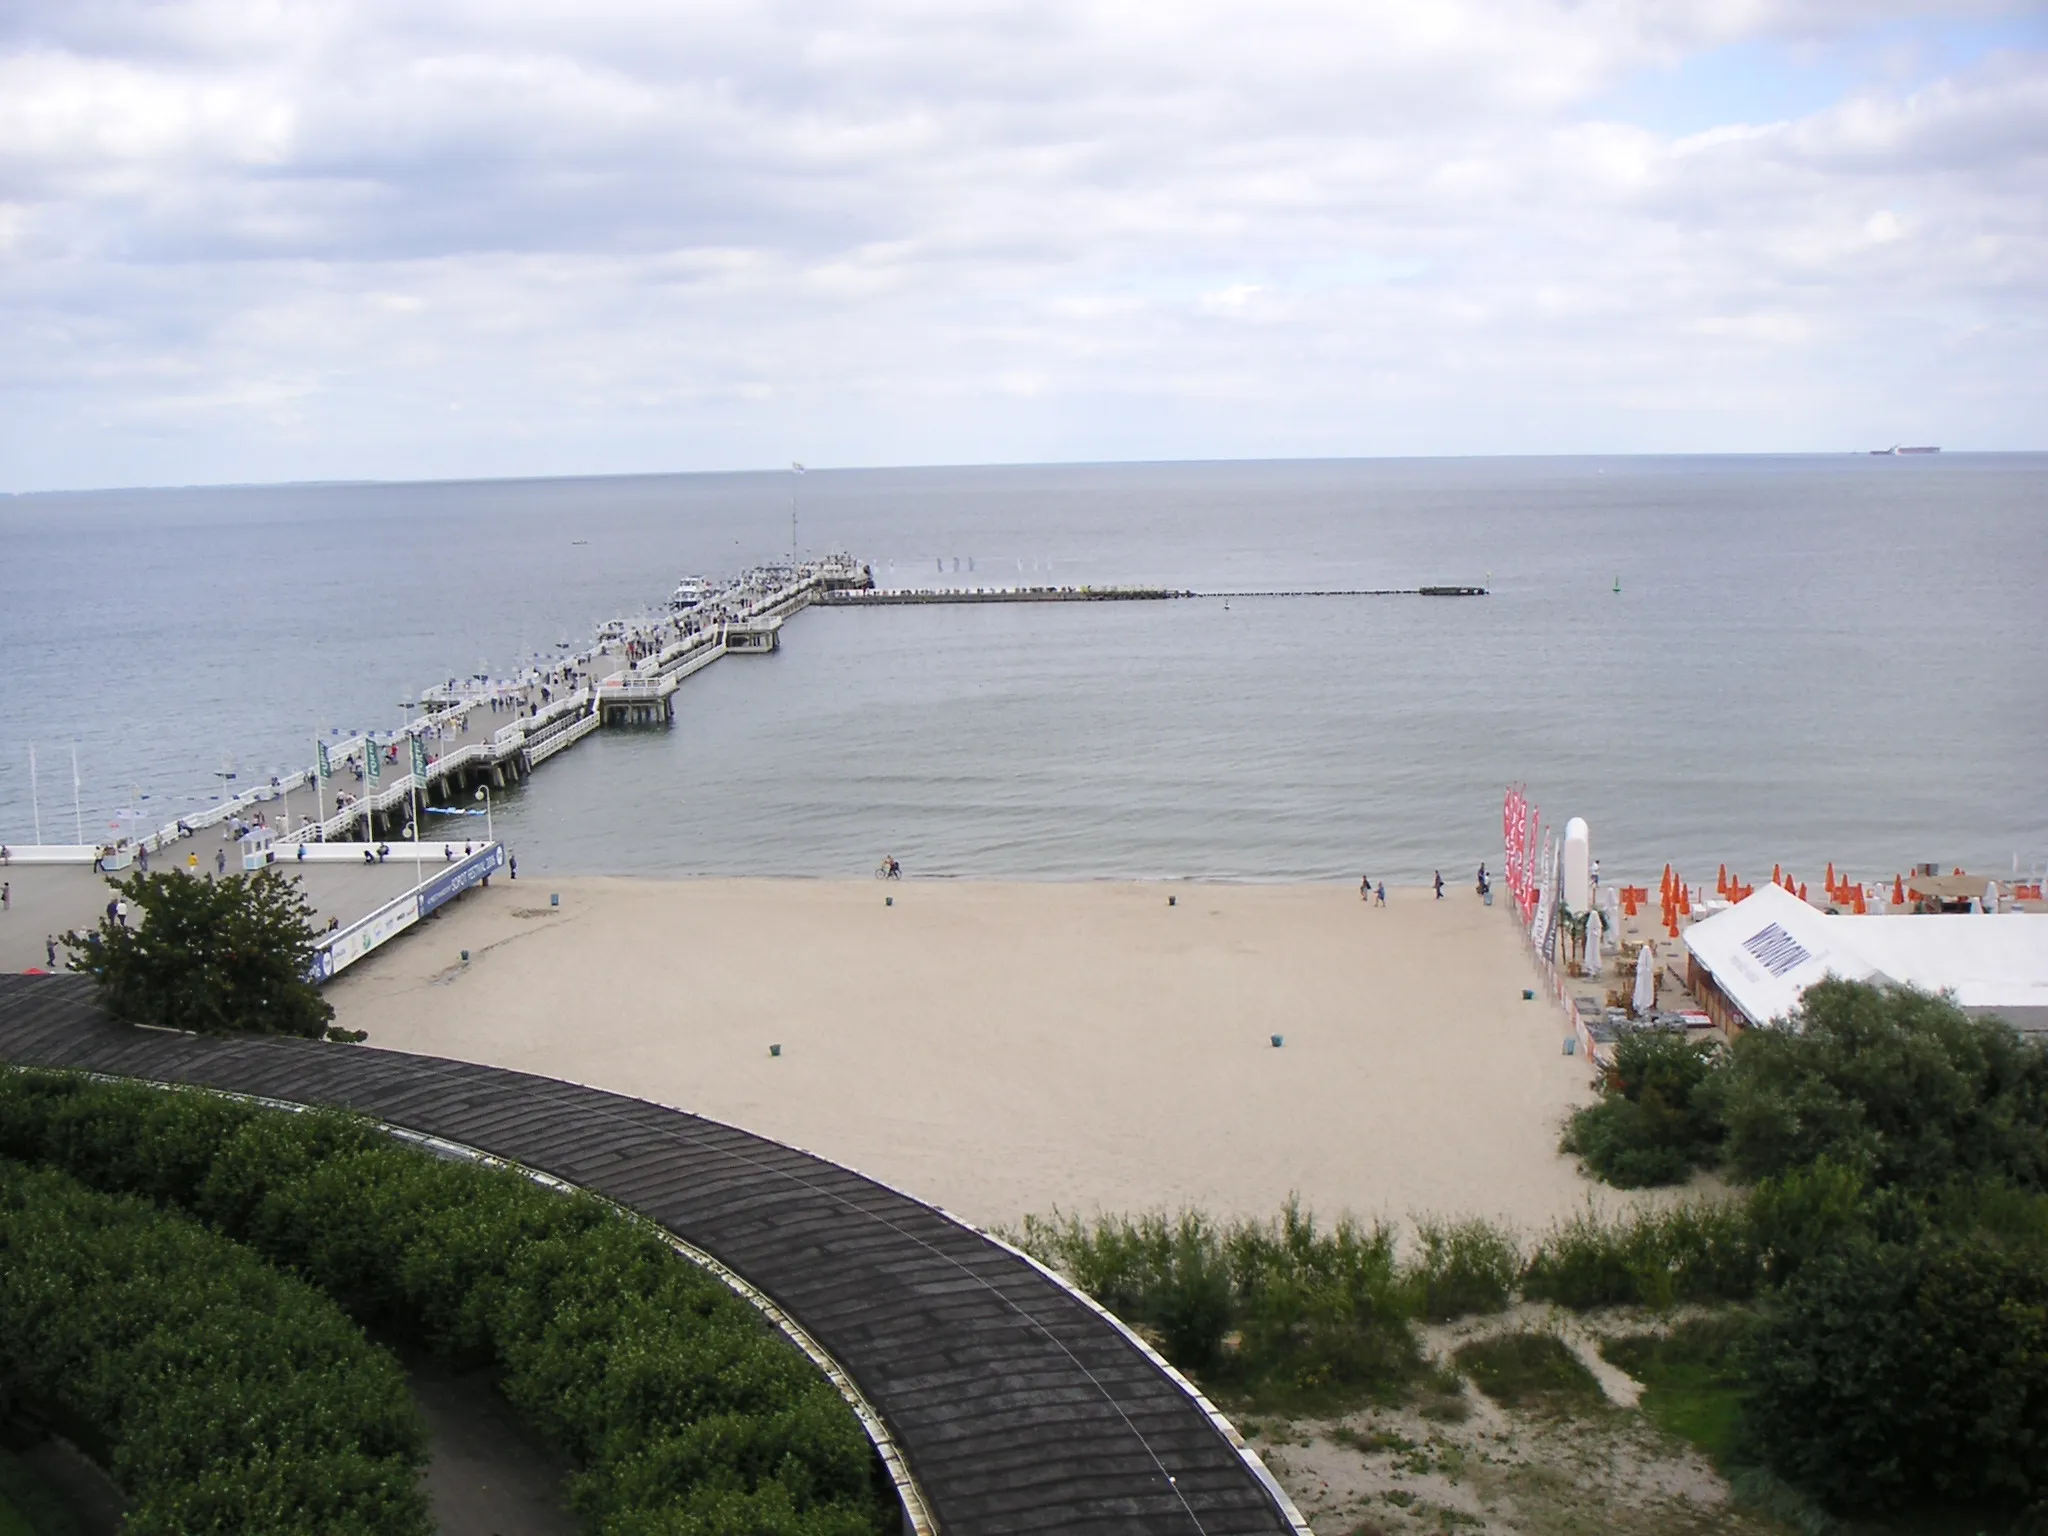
top-left (365, 736), bottom-right (381, 784)
top-left (318, 741), bottom-right (331, 780)
top-left (411, 735), bottom-right (429, 781)
top-left (791, 462), bottom-right (806, 474)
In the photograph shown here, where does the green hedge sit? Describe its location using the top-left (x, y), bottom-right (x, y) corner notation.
top-left (0, 1071), bottom-right (895, 1536)
top-left (0, 1159), bottom-right (429, 1536)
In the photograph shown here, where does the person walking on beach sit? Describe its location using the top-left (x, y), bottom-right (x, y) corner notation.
top-left (1433, 870), bottom-right (1444, 900)
top-left (509, 853), bottom-right (518, 880)
top-left (1361, 873), bottom-right (1371, 902)
top-left (1375, 881), bottom-right (1386, 907)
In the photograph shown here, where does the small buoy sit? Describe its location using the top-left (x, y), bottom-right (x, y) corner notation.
top-left (550, 892), bottom-right (560, 907)
top-left (885, 896), bottom-right (893, 907)
top-left (1270, 1034), bottom-right (1284, 1048)
top-left (769, 1044), bottom-right (781, 1057)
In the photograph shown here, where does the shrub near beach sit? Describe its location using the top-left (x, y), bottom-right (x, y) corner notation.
top-left (1016, 1204), bottom-right (1522, 1409)
top-left (1554, 980), bottom-right (2048, 1525)
top-left (0, 1159), bottom-right (430, 1536)
top-left (0, 1071), bottom-right (898, 1536)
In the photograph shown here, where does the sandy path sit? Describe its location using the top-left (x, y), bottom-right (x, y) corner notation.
top-left (331, 878), bottom-right (1627, 1232)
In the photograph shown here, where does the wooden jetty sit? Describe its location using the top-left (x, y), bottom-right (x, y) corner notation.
top-left (67, 556), bottom-right (1482, 880)
top-left (0, 975), bottom-right (1310, 1536)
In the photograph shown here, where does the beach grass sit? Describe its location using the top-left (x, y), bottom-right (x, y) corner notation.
top-left (1521, 1202), bottom-right (1759, 1310)
top-left (1600, 1315), bottom-right (1755, 1466)
top-left (1016, 1201), bottom-right (1428, 1410)
top-left (1452, 1330), bottom-right (1605, 1414)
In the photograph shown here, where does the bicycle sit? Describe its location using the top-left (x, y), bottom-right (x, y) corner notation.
top-left (874, 861), bottom-right (902, 880)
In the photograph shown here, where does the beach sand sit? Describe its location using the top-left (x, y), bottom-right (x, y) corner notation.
top-left (331, 878), bottom-right (1634, 1233)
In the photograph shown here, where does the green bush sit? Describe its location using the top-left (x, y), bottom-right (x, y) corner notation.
top-left (1521, 1203), bottom-right (1759, 1310)
top-left (0, 1159), bottom-right (429, 1536)
top-left (1715, 979), bottom-right (2048, 1192)
top-left (1405, 1217), bottom-right (1521, 1321)
top-left (1743, 1231), bottom-right (2048, 1515)
top-left (0, 1071), bottom-right (895, 1536)
top-left (61, 869), bottom-right (333, 1037)
top-left (1019, 1201), bottom-right (1424, 1406)
top-left (1560, 1029), bottom-right (1723, 1187)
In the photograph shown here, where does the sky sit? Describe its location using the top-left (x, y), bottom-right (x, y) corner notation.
top-left (2, 1), bottom-right (2044, 490)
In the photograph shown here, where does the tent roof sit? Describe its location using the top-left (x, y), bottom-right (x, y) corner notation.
top-left (1682, 883), bottom-right (2048, 1028)
top-left (1683, 883), bottom-right (1875, 1027)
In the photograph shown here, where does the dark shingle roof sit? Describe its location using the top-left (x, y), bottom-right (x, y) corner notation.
top-left (0, 975), bottom-right (1302, 1536)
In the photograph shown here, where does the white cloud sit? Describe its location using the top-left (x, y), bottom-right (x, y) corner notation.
top-left (0, 0), bottom-right (2042, 487)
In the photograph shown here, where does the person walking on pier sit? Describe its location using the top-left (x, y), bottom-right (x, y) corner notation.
top-left (45, 935), bottom-right (56, 968)
top-left (216, 847), bottom-right (226, 876)
top-left (2, 881), bottom-right (9, 911)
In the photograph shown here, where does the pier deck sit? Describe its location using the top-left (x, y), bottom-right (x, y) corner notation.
top-left (0, 976), bottom-right (1306, 1536)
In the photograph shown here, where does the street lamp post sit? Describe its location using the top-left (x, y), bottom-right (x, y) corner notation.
top-left (474, 784), bottom-right (493, 843)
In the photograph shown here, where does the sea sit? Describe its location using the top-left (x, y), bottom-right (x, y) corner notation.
top-left (3, 455), bottom-right (2043, 885)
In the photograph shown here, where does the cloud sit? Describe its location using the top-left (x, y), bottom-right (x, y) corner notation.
top-left (0, 0), bottom-right (2042, 487)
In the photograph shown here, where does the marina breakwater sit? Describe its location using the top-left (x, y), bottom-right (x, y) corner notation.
top-left (818, 583), bottom-right (1488, 605)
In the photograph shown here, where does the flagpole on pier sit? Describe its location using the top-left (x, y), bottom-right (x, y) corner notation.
top-left (28, 744), bottom-right (42, 845)
top-left (70, 745), bottom-right (84, 846)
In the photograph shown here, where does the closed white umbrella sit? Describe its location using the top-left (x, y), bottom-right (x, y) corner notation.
top-left (1633, 944), bottom-right (1656, 1016)
top-left (1585, 908), bottom-right (1602, 974)
top-left (1986, 880), bottom-right (1999, 915)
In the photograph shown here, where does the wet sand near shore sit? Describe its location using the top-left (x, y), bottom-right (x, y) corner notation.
top-left (331, 878), bottom-right (1637, 1232)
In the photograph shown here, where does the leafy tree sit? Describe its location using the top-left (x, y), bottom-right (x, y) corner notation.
top-left (1559, 1028), bottom-right (1723, 1186)
top-left (1714, 979), bottom-right (2048, 1192)
top-left (1743, 1230), bottom-right (2048, 1515)
top-left (63, 868), bottom-right (332, 1038)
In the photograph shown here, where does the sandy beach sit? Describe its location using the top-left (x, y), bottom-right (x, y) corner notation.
top-left (331, 878), bottom-right (1637, 1233)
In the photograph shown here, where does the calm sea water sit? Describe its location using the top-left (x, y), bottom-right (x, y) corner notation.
top-left (3, 456), bottom-right (2043, 884)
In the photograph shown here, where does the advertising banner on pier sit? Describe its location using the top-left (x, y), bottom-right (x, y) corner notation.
top-left (418, 843), bottom-right (504, 918)
top-left (314, 892), bottom-right (421, 982)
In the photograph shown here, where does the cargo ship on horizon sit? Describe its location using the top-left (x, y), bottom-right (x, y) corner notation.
top-left (1870, 444), bottom-right (1941, 455)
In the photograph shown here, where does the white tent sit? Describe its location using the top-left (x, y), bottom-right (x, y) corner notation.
top-left (1683, 881), bottom-right (2048, 1029)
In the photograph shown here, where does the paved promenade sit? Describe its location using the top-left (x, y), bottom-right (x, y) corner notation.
top-left (0, 855), bottom-right (444, 973)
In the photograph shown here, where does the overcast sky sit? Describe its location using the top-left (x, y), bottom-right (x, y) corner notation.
top-left (3, 1), bottom-right (2044, 489)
